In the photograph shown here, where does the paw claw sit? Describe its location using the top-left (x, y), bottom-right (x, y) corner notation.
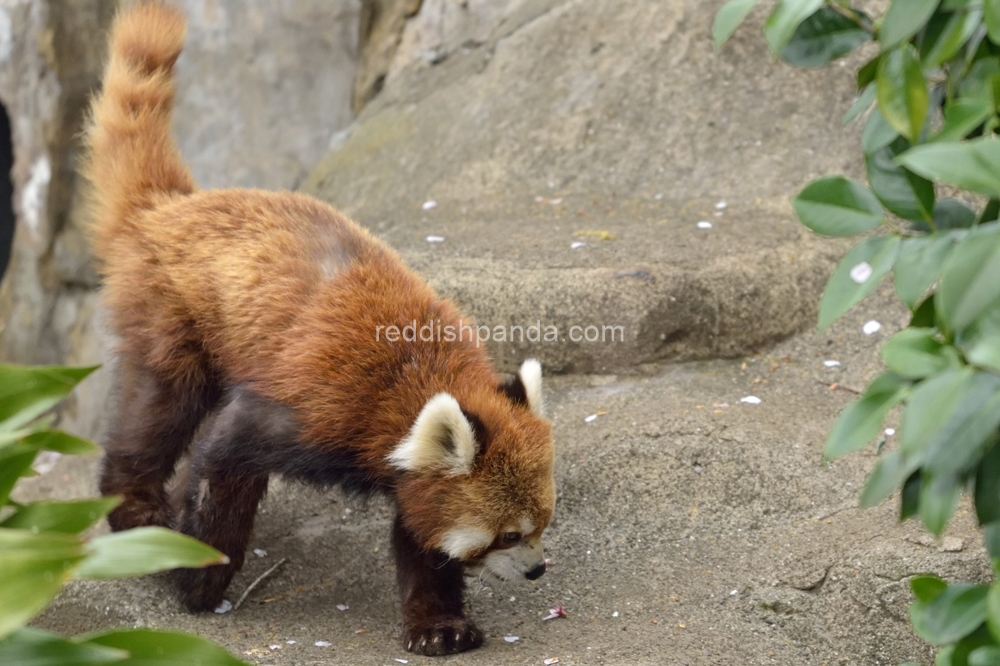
top-left (404, 617), bottom-right (483, 656)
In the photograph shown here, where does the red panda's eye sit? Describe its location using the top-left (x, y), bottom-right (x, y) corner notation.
top-left (502, 532), bottom-right (522, 545)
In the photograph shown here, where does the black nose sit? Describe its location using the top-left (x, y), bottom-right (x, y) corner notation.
top-left (525, 562), bottom-right (546, 580)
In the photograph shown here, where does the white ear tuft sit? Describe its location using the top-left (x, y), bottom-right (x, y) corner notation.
top-left (520, 358), bottom-right (543, 416)
top-left (387, 393), bottom-right (477, 475)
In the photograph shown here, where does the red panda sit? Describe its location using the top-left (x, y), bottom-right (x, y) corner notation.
top-left (83, 2), bottom-right (555, 656)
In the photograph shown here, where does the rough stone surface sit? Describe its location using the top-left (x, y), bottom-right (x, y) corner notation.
top-left (304, 0), bottom-right (867, 373)
top-left (21, 290), bottom-right (990, 665)
top-left (173, 0), bottom-right (361, 190)
top-left (353, 0), bottom-right (422, 114)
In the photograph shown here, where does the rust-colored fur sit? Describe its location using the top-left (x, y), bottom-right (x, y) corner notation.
top-left (85, 2), bottom-right (554, 657)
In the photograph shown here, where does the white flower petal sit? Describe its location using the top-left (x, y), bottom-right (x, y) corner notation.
top-left (863, 320), bottom-right (882, 335)
top-left (850, 262), bottom-right (873, 284)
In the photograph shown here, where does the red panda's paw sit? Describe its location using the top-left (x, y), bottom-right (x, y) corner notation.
top-left (173, 565), bottom-right (234, 613)
top-left (404, 617), bottom-right (484, 656)
top-left (106, 493), bottom-right (172, 532)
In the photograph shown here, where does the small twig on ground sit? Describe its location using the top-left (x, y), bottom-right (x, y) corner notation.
top-left (234, 557), bottom-right (288, 611)
top-left (816, 380), bottom-right (862, 395)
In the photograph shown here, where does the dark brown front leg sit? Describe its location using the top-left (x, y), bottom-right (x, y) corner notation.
top-left (392, 516), bottom-right (483, 656)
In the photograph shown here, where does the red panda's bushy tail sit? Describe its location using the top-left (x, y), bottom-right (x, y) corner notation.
top-left (84, 1), bottom-right (193, 265)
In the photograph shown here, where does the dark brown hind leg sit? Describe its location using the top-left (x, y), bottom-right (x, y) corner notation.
top-left (100, 362), bottom-right (220, 532)
top-left (173, 387), bottom-right (296, 611)
top-left (174, 468), bottom-right (268, 611)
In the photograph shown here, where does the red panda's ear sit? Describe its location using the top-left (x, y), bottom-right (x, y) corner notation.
top-left (499, 358), bottom-right (543, 416)
top-left (519, 359), bottom-right (543, 416)
top-left (387, 393), bottom-right (478, 475)
top-left (498, 373), bottom-right (528, 408)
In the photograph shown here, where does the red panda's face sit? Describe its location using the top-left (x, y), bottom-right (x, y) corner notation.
top-left (388, 360), bottom-right (555, 581)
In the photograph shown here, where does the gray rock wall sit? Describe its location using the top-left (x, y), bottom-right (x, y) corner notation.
top-left (173, 0), bottom-right (360, 190)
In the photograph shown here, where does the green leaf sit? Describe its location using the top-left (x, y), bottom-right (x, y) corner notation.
top-left (932, 98), bottom-right (995, 144)
top-left (0, 426), bottom-right (42, 452)
top-left (80, 629), bottom-right (250, 666)
top-left (914, 575), bottom-right (949, 604)
top-left (920, 7), bottom-right (984, 68)
top-left (763, 0), bottom-right (824, 54)
top-left (0, 365), bottom-right (98, 432)
top-left (901, 367), bottom-right (976, 455)
top-left (858, 53), bottom-right (882, 90)
top-left (924, 371), bottom-right (1000, 475)
top-left (18, 431), bottom-right (101, 457)
top-left (826, 372), bottom-right (909, 458)
top-left (818, 235), bottom-right (901, 329)
top-left (883, 328), bottom-right (955, 379)
top-left (920, 472), bottom-right (963, 535)
top-left (867, 139), bottom-right (935, 222)
top-left (902, 470), bottom-right (922, 519)
top-left (779, 6), bottom-right (870, 68)
top-left (964, 21), bottom-right (990, 69)
top-left (935, 650), bottom-right (955, 666)
top-left (792, 176), bottom-right (885, 236)
top-left (962, 58), bottom-right (1000, 114)
top-left (877, 45), bottom-right (930, 142)
top-left (966, 319), bottom-right (1000, 374)
top-left (862, 450), bottom-right (920, 507)
top-left (898, 138), bottom-right (1000, 198)
top-left (985, 522), bottom-right (1000, 559)
top-left (880, 0), bottom-right (941, 49)
top-left (1, 498), bottom-right (120, 534)
top-left (934, 199), bottom-right (979, 230)
top-left (844, 84), bottom-right (876, 125)
top-left (938, 221), bottom-right (1000, 332)
top-left (987, 0), bottom-right (1000, 45)
top-left (861, 108), bottom-right (900, 155)
top-left (981, 199), bottom-right (1000, 226)
top-left (954, 626), bottom-right (999, 666)
top-left (912, 583), bottom-right (988, 644)
top-left (713, 0), bottom-right (763, 49)
top-left (970, 645), bottom-right (1000, 666)
top-left (913, 294), bottom-right (939, 327)
top-left (969, 341), bottom-right (1000, 374)
top-left (0, 628), bottom-right (127, 666)
top-left (894, 234), bottom-right (960, 308)
top-left (977, 444), bottom-right (1000, 524)
top-left (0, 529), bottom-right (85, 640)
top-left (989, 581), bottom-right (1000, 644)
top-left (0, 446), bottom-right (39, 507)
top-left (76, 527), bottom-right (228, 579)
